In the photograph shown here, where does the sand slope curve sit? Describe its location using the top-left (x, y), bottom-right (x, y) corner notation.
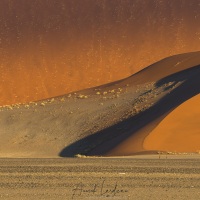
top-left (143, 94), bottom-right (200, 153)
top-left (0, 51), bottom-right (200, 157)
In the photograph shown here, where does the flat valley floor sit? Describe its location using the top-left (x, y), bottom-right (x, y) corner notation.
top-left (0, 155), bottom-right (200, 200)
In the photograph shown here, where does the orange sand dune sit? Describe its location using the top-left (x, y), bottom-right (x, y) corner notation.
top-left (107, 94), bottom-right (200, 156)
top-left (0, 0), bottom-right (200, 106)
top-left (143, 94), bottom-right (200, 153)
top-left (0, 51), bottom-right (199, 158)
top-left (96, 52), bottom-right (200, 156)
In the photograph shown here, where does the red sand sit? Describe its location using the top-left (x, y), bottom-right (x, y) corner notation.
top-left (143, 94), bottom-right (200, 153)
top-left (0, 0), bottom-right (200, 106)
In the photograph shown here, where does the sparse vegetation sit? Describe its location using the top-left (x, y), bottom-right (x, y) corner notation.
top-left (75, 154), bottom-right (87, 158)
top-left (49, 98), bottom-right (55, 103)
top-left (77, 94), bottom-right (88, 99)
top-left (24, 105), bottom-right (30, 108)
top-left (103, 91), bottom-right (107, 95)
top-left (40, 102), bottom-right (45, 106)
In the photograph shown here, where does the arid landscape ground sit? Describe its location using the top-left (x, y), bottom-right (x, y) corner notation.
top-left (0, 156), bottom-right (200, 200)
top-left (0, 0), bottom-right (200, 199)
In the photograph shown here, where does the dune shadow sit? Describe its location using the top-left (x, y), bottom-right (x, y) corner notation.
top-left (59, 65), bottom-right (200, 157)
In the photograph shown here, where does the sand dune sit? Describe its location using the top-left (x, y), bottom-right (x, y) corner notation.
top-left (0, 51), bottom-right (199, 157)
top-left (143, 94), bottom-right (200, 153)
top-left (0, 0), bottom-right (200, 105)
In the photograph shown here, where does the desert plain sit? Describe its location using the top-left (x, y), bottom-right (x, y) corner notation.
top-left (0, 155), bottom-right (200, 200)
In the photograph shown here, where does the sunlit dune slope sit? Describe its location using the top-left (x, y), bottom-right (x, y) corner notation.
top-left (0, 0), bottom-right (200, 105)
top-left (0, 52), bottom-right (199, 158)
top-left (143, 94), bottom-right (200, 153)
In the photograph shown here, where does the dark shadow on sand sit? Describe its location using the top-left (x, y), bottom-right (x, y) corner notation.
top-left (59, 65), bottom-right (200, 157)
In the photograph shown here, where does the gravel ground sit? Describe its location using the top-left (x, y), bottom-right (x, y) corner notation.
top-left (0, 155), bottom-right (200, 200)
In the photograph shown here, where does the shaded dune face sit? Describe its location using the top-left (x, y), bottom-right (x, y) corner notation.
top-left (0, 0), bottom-right (200, 105)
top-left (87, 52), bottom-right (200, 156)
